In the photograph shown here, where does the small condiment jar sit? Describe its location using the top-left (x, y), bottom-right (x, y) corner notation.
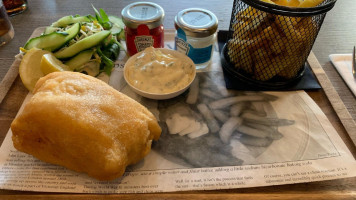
top-left (121, 2), bottom-right (165, 56)
top-left (174, 8), bottom-right (218, 69)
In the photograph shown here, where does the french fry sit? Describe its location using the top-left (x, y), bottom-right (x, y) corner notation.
top-left (253, 47), bottom-right (271, 64)
top-left (264, 23), bottom-right (286, 55)
top-left (227, 39), bottom-right (242, 65)
top-left (227, 39), bottom-right (255, 73)
top-left (274, 0), bottom-right (300, 7)
top-left (253, 48), bottom-right (281, 81)
top-left (279, 36), bottom-right (295, 56)
top-left (275, 15), bottom-right (304, 42)
top-left (245, 24), bottom-right (286, 80)
top-left (269, 34), bottom-right (284, 55)
top-left (261, 0), bottom-right (276, 4)
top-left (239, 47), bottom-right (254, 74)
top-left (277, 55), bottom-right (304, 79)
top-left (288, 0), bottom-right (301, 7)
top-left (296, 16), bottom-right (314, 29)
top-left (232, 18), bottom-right (270, 40)
top-left (277, 36), bottom-right (307, 78)
top-left (278, 17), bottom-right (318, 78)
top-left (237, 7), bottom-right (268, 20)
top-left (250, 26), bottom-right (275, 50)
top-left (296, 17), bottom-right (318, 42)
top-left (299, 0), bottom-right (324, 8)
top-left (262, 0), bottom-right (325, 7)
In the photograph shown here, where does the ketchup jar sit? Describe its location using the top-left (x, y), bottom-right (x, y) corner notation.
top-left (121, 2), bottom-right (165, 56)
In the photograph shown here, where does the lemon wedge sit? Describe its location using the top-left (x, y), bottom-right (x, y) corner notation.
top-left (40, 53), bottom-right (71, 75)
top-left (19, 48), bottom-right (51, 92)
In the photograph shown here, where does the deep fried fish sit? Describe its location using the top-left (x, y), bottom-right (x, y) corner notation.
top-left (11, 72), bottom-right (161, 181)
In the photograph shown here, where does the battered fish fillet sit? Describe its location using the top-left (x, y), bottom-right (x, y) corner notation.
top-left (11, 72), bottom-right (161, 181)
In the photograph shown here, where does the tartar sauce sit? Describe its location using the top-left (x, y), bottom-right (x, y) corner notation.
top-left (126, 47), bottom-right (195, 94)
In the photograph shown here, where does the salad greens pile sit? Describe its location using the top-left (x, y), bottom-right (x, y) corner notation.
top-left (22, 6), bottom-right (125, 77)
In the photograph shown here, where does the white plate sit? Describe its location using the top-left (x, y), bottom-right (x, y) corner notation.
top-left (329, 54), bottom-right (356, 97)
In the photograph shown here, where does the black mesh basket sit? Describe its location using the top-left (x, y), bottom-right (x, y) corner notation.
top-left (221, 0), bottom-right (336, 89)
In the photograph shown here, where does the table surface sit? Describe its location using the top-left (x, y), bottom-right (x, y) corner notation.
top-left (0, 0), bottom-right (356, 199)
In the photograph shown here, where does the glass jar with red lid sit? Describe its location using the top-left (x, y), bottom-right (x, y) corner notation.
top-left (121, 2), bottom-right (165, 56)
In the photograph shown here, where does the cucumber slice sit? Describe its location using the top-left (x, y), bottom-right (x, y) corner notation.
top-left (52, 15), bottom-right (91, 27)
top-left (54, 30), bottom-right (110, 59)
top-left (65, 49), bottom-right (94, 71)
top-left (24, 23), bottom-right (81, 51)
top-left (117, 29), bottom-right (125, 41)
top-left (108, 15), bottom-right (124, 35)
top-left (43, 26), bottom-right (60, 35)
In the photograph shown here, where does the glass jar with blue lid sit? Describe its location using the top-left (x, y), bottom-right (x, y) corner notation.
top-left (174, 8), bottom-right (218, 69)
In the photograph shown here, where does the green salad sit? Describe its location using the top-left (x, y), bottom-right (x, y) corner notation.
top-left (22, 6), bottom-right (125, 77)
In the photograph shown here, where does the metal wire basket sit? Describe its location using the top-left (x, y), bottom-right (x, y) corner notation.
top-left (221, 0), bottom-right (337, 89)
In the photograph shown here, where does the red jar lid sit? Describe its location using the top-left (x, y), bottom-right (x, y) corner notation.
top-left (121, 2), bottom-right (165, 29)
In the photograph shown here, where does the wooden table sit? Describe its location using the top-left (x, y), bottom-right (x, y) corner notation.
top-left (0, 0), bottom-right (355, 199)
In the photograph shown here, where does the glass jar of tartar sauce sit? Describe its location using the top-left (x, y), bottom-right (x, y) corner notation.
top-left (121, 2), bottom-right (165, 56)
top-left (174, 8), bottom-right (218, 69)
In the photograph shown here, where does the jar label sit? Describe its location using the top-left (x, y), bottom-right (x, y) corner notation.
top-left (175, 28), bottom-right (212, 64)
top-left (175, 37), bottom-right (190, 55)
top-left (134, 35), bottom-right (154, 52)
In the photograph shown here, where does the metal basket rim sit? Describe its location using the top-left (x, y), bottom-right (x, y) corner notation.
top-left (240, 0), bottom-right (337, 16)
